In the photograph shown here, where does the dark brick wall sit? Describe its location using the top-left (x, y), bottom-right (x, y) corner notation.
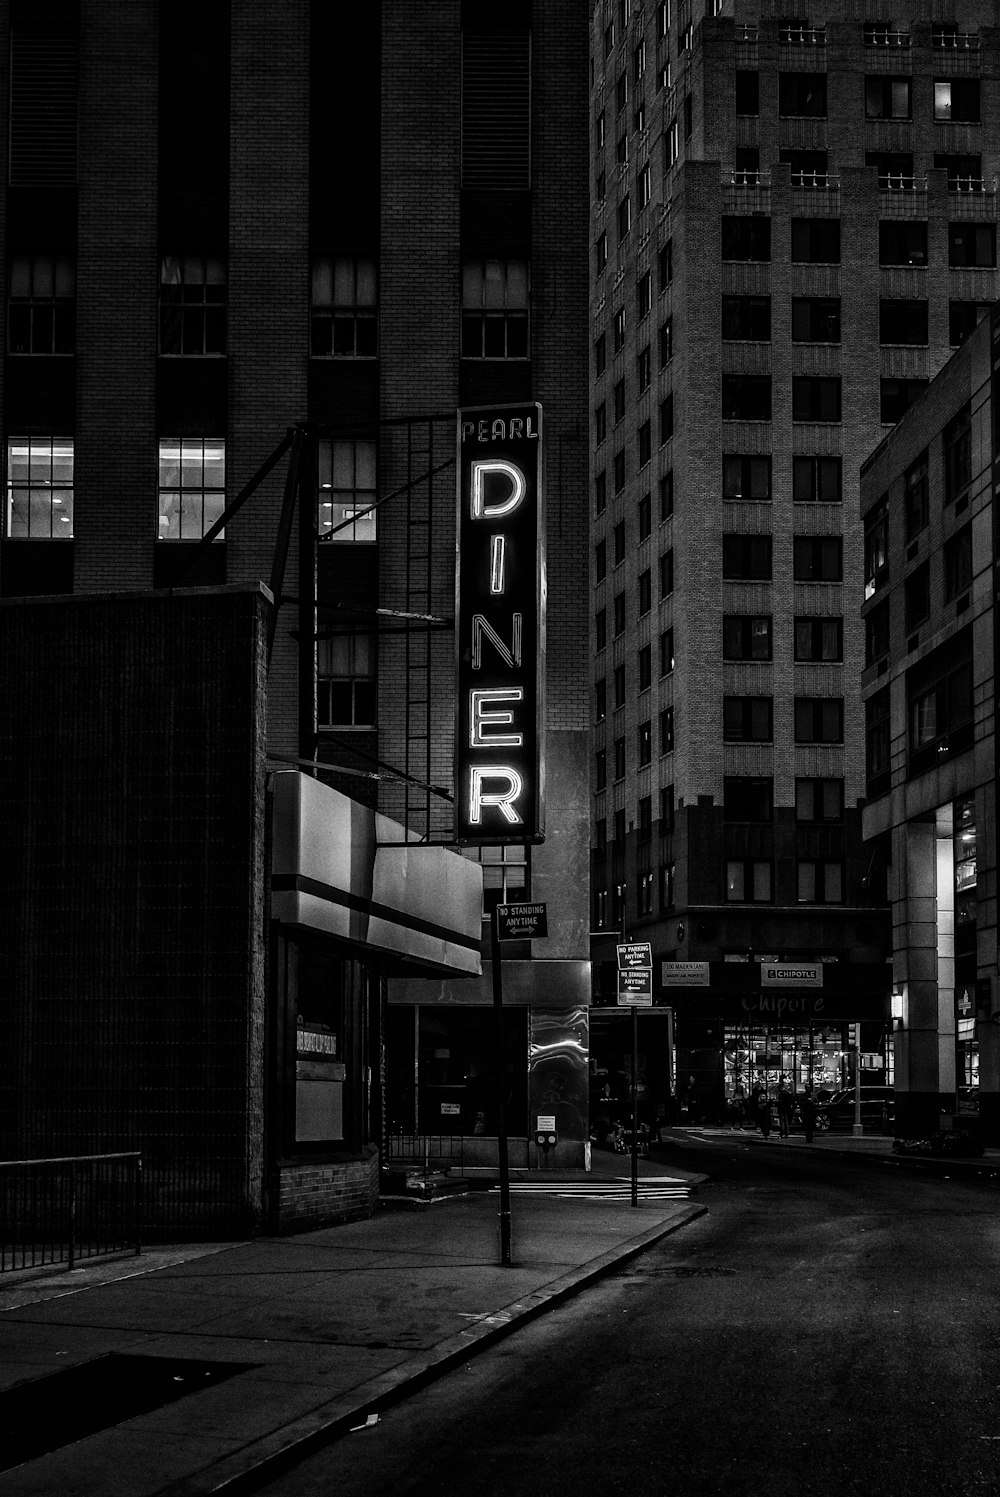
top-left (274, 1145), bottom-right (380, 1232)
top-left (0, 585), bottom-right (269, 1238)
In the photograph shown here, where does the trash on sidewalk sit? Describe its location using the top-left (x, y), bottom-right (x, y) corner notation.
top-left (349, 1414), bottom-right (380, 1433)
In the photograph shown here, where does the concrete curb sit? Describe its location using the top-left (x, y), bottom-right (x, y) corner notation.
top-left (154, 1202), bottom-right (707, 1497)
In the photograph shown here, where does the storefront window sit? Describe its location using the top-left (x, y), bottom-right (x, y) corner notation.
top-left (387, 1006), bottom-right (528, 1137)
top-left (294, 949), bottom-right (346, 1144)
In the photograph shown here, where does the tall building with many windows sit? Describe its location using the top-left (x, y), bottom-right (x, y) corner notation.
top-left (588, 0), bottom-right (1000, 1116)
top-left (1, 0), bottom-right (592, 1233)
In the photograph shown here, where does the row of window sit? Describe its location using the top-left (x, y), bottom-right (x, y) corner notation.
top-left (721, 217), bottom-right (996, 268)
top-left (7, 255), bottom-right (530, 362)
top-left (734, 71), bottom-right (985, 123)
top-left (594, 855), bottom-right (845, 920)
top-left (865, 527), bottom-right (972, 666)
top-left (597, 694), bottom-right (846, 782)
top-left (720, 296), bottom-right (988, 348)
top-left (720, 374), bottom-right (936, 427)
top-left (5, 437), bottom-right (377, 543)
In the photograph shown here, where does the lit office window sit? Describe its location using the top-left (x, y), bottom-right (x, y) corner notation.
top-left (317, 439), bottom-right (377, 543)
top-left (5, 437), bottom-right (73, 537)
top-left (157, 438), bottom-right (225, 540)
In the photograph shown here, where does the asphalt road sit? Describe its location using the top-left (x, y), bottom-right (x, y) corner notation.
top-left (263, 1134), bottom-right (1000, 1497)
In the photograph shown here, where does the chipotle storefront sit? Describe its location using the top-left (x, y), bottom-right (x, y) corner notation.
top-left (663, 961), bottom-right (893, 1121)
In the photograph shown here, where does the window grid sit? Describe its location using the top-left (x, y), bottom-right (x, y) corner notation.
top-left (8, 255), bottom-right (75, 354)
top-left (159, 255), bottom-right (226, 356)
top-left (5, 437), bottom-right (74, 538)
top-left (318, 439), bottom-right (377, 543)
top-left (157, 438), bottom-right (225, 542)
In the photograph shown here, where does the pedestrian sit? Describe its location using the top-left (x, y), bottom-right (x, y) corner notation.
top-left (750, 1083), bottom-right (771, 1138)
top-left (776, 1083), bottom-right (793, 1139)
top-left (799, 1087), bottom-right (818, 1144)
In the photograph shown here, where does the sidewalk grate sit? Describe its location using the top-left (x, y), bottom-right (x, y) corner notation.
top-left (0, 1353), bottom-right (256, 1474)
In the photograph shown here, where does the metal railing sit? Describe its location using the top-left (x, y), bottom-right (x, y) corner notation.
top-left (385, 1133), bottom-right (469, 1172)
top-left (0, 1152), bottom-right (142, 1273)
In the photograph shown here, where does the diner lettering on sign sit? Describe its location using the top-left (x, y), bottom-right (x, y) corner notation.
top-left (454, 403), bottom-right (546, 844)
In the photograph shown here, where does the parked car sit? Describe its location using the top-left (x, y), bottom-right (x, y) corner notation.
top-left (819, 1086), bottom-right (894, 1130)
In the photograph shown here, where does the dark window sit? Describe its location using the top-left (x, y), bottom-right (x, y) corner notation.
top-left (596, 678), bottom-right (607, 720)
top-left (723, 614), bottom-right (772, 661)
top-left (162, 255), bottom-right (228, 356)
top-left (613, 378), bottom-right (626, 425)
top-left (616, 71), bottom-right (628, 113)
top-left (683, 93), bottom-right (693, 138)
top-left (723, 455), bottom-right (771, 501)
top-left (722, 296), bottom-right (771, 341)
top-left (726, 860), bottom-right (773, 903)
top-left (637, 346), bottom-right (651, 393)
top-left (797, 861), bottom-right (844, 904)
top-left (614, 736), bottom-right (626, 779)
top-left (866, 150), bottom-right (914, 188)
top-left (791, 218), bottom-right (840, 263)
top-left (879, 221), bottom-right (928, 267)
top-left (879, 299), bottom-right (928, 345)
top-left (722, 375), bottom-right (771, 421)
top-left (461, 259), bottom-right (528, 358)
top-left (935, 78), bottom-right (980, 121)
top-left (792, 297), bottom-right (840, 343)
top-left (659, 318), bottom-right (673, 367)
top-left (8, 255), bottom-right (76, 354)
top-left (660, 628), bottom-right (674, 675)
top-left (659, 395), bottom-right (674, 443)
top-left (949, 301), bottom-right (991, 346)
top-left (638, 643), bottom-right (652, 691)
top-left (907, 629), bottom-right (973, 775)
top-left (865, 599), bottom-right (890, 666)
top-left (638, 420), bottom-right (652, 468)
top-left (638, 795), bottom-right (653, 842)
top-left (794, 536), bottom-right (843, 582)
top-left (618, 195), bottom-right (632, 241)
top-left (724, 696), bottom-right (773, 742)
top-left (596, 608), bottom-right (607, 650)
top-left (949, 223), bottom-right (996, 268)
top-left (613, 591), bottom-right (627, 635)
top-left (881, 379), bottom-right (928, 424)
top-left (779, 72), bottom-right (827, 117)
top-left (735, 147), bottom-right (760, 183)
top-left (723, 535), bottom-right (772, 580)
top-left (792, 377), bottom-right (841, 422)
top-left (595, 753), bottom-right (606, 797)
top-left (638, 490), bottom-right (651, 540)
top-left (864, 498), bottom-right (888, 597)
top-left (638, 567), bottom-right (652, 614)
top-left (594, 332), bottom-right (607, 374)
top-left (905, 563), bottom-right (931, 632)
top-left (660, 471), bottom-right (674, 520)
top-left (721, 216), bottom-right (771, 262)
top-left (613, 306), bottom-right (627, 352)
top-left (638, 720), bottom-right (652, 766)
top-left (596, 234), bottom-right (609, 275)
top-left (793, 456), bottom-right (842, 502)
top-left (658, 239), bottom-right (673, 289)
top-left (865, 75), bottom-right (911, 118)
top-left (595, 539), bottom-right (607, 582)
top-left (735, 71), bottom-right (759, 114)
top-left (637, 271), bottom-right (651, 319)
top-left (660, 548), bottom-right (674, 596)
top-left (780, 148), bottom-right (829, 185)
top-left (934, 152), bottom-right (982, 189)
top-left (595, 402), bottom-right (607, 444)
top-left (795, 697), bottom-right (844, 744)
top-left (614, 520), bottom-right (626, 565)
top-left (660, 707), bottom-right (675, 754)
top-left (595, 470), bottom-right (607, 514)
top-left (614, 449), bottom-right (626, 493)
top-left (794, 616), bottom-right (843, 662)
top-left (614, 663), bottom-right (626, 709)
top-left (866, 687), bottom-right (890, 797)
top-left (944, 526), bottom-right (973, 602)
top-left (796, 777), bottom-right (843, 823)
top-left (944, 404), bottom-right (972, 502)
top-left (904, 451), bottom-right (929, 539)
top-left (724, 777), bottom-right (773, 823)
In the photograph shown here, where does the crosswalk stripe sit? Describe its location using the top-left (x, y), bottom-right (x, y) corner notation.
top-left (490, 1179), bottom-right (691, 1201)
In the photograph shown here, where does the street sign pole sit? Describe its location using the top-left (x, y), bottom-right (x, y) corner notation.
top-left (631, 1003), bottom-right (638, 1208)
top-left (491, 908), bottom-right (512, 1266)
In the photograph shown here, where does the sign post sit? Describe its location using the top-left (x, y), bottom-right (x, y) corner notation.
top-left (617, 942), bottom-right (652, 1207)
top-left (493, 902), bottom-right (548, 1265)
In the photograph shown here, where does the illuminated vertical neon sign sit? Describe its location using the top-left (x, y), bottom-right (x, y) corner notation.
top-left (455, 403), bottom-right (546, 844)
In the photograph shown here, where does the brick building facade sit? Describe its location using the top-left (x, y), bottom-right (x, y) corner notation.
top-left (587, 0), bottom-right (1000, 1114)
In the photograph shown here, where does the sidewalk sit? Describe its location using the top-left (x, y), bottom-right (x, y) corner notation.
top-left (0, 1155), bottom-right (706, 1497)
